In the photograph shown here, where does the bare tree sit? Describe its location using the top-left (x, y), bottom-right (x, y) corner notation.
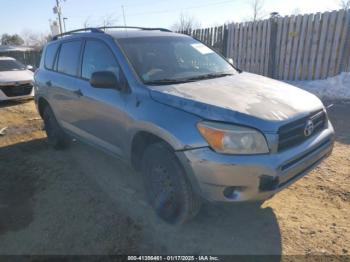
top-left (338, 0), bottom-right (350, 9)
top-left (83, 16), bottom-right (92, 28)
top-left (171, 13), bottom-right (200, 33)
top-left (249, 0), bottom-right (265, 22)
top-left (100, 13), bottom-right (119, 27)
top-left (21, 30), bottom-right (50, 49)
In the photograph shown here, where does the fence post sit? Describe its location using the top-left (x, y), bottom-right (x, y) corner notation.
top-left (268, 17), bottom-right (278, 78)
top-left (340, 10), bottom-right (350, 72)
top-left (223, 25), bottom-right (229, 57)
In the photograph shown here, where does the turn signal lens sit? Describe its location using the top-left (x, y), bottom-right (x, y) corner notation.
top-left (197, 125), bottom-right (225, 151)
top-left (197, 121), bottom-right (269, 155)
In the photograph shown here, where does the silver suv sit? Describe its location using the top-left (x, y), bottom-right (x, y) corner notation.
top-left (34, 27), bottom-right (335, 224)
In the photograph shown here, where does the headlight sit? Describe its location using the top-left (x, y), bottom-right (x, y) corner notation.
top-left (197, 121), bottom-right (269, 155)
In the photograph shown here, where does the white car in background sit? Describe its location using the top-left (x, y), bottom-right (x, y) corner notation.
top-left (0, 57), bottom-right (34, 101)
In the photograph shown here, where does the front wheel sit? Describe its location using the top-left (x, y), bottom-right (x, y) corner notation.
top-left (141, 143), bottom-right (202, 224)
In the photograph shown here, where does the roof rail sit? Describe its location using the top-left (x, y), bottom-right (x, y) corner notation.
top-left (51, 26), bottom-right (172, 41)
top-left (97, 26), bottom-right (172, 32)
top-left (52, 28), bottom-right (105, 41)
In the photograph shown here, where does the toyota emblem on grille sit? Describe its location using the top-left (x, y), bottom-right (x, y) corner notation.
top-left (304, 120), bottom-right (314, 137)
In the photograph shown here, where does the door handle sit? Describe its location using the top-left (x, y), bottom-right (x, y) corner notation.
top-left (46, 80), bottom-right (52, 87)
top-left (73, 89), bottom-right (83, 97)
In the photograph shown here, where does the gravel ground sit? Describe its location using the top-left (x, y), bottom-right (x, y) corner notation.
top-left (0, 100), bottom-right (349, 255)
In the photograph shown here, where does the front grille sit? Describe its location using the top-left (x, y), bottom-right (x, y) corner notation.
top-left (0, 83), bottom-right (33, 97)
top-left (278, 109), bottom-right (326, 152)
top-left (280, 138), bottom-right (331, 171)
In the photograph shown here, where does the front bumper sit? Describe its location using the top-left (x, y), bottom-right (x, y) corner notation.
top-left (177, 121), bottom-right (335, 202)
top-left (0, 84), bottom-right (34, 101)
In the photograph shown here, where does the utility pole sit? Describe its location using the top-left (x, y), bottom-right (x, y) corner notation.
top-left (55, 0), bottom-right (63, 34)
top-left (121, 5), bottom-right (127, 27)
top-left (63, 17), bottom-right (68, 32)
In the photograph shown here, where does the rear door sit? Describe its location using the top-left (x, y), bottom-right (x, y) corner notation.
top-left (49, 39), bottom-right (84, 133)
top-left (73, 39), bottom-right (130, 156)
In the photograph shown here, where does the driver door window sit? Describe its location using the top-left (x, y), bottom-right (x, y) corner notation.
top-left (82, 40), bottom-right (121, 82)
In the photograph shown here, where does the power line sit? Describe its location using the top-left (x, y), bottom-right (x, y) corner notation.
top-left (56, 0), bottom-right (235, 27)
top-left (120, 0), bottom-right (220, 8)
top-left (69, 0), bottom-right (235, 18)
top-left (126, 0), bottom-right (234, 17)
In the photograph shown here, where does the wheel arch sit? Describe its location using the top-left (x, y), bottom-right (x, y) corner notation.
top-left (129, 128), bottom-right (202, 197)
top-left (130, 129), bottom-right (177, 171)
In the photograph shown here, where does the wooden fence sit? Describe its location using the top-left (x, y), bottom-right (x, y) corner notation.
top-left (181, 9), bottom-right (350, 81)
top-left (185, 26), bottom-right (228, 56)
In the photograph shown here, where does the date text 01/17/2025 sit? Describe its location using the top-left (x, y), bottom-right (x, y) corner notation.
top-left (127, 256), bottom-right (220, 261)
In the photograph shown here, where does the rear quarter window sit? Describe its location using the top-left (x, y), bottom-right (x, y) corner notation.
top-left (44, 43), bottom-right (59, 70)
top-left (57, 40), bottom-right (82, 76)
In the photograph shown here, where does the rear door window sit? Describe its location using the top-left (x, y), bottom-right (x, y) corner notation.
top-left (57, 40), bottom-right (82, 76)
top-left (44, 43), bottom-right (59, 70)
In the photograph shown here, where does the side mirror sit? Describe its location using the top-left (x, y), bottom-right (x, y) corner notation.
top-left (26, 65), bottom-right (34, 71)
top-left (227, 58), bottom-right (234, 65)
top-left (90, 71), bottom-right (120, 90)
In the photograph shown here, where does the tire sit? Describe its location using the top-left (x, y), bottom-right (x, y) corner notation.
top-left (141, 142), bottom-right (202, 224)
top-left (42, 105), bottom-right (70, 150)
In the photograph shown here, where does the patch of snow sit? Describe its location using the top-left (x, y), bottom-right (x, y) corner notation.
top-left (289, 72), bottom-right (350, 100)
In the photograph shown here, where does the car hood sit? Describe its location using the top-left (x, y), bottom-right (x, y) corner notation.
top-left (0, 70), bottom-right (34, 84)
top-left (149, 72), bottom-right (324, 132)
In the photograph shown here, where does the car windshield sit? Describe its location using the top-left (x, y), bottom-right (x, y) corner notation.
top-left (0, 59), bottom-right (26, 71)
top-left (117, 36), bottom-right (236, 85)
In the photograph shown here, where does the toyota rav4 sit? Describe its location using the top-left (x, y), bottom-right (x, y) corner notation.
top-left (34, 27), bottom-right (335, 224)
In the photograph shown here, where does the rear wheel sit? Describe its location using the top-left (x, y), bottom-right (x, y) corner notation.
top-left (42, 105), bottom-right (70, 150)
top-left (141, 142), bottom-right (202, 224)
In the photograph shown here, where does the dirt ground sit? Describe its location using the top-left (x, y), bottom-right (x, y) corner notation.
top-left (0, 99), bottom-right (349, 256)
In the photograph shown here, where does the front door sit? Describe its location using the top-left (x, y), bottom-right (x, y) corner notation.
top-left (73, 39), bottom-right (130, 157)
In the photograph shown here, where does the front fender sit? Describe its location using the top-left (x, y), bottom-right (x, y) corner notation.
top-left (126, 96), bottom-right (208, 156)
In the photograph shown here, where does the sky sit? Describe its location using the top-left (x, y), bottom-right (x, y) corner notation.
top-left (0, 0), bottom-right (342, 35)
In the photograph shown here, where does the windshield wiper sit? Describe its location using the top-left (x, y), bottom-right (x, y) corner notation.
top-left (144, 78), bottom-right (195, 85)
top-left (144, 73), bottom-right (234, 86)
top-left (184, 73), bottom-right (234, 81)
